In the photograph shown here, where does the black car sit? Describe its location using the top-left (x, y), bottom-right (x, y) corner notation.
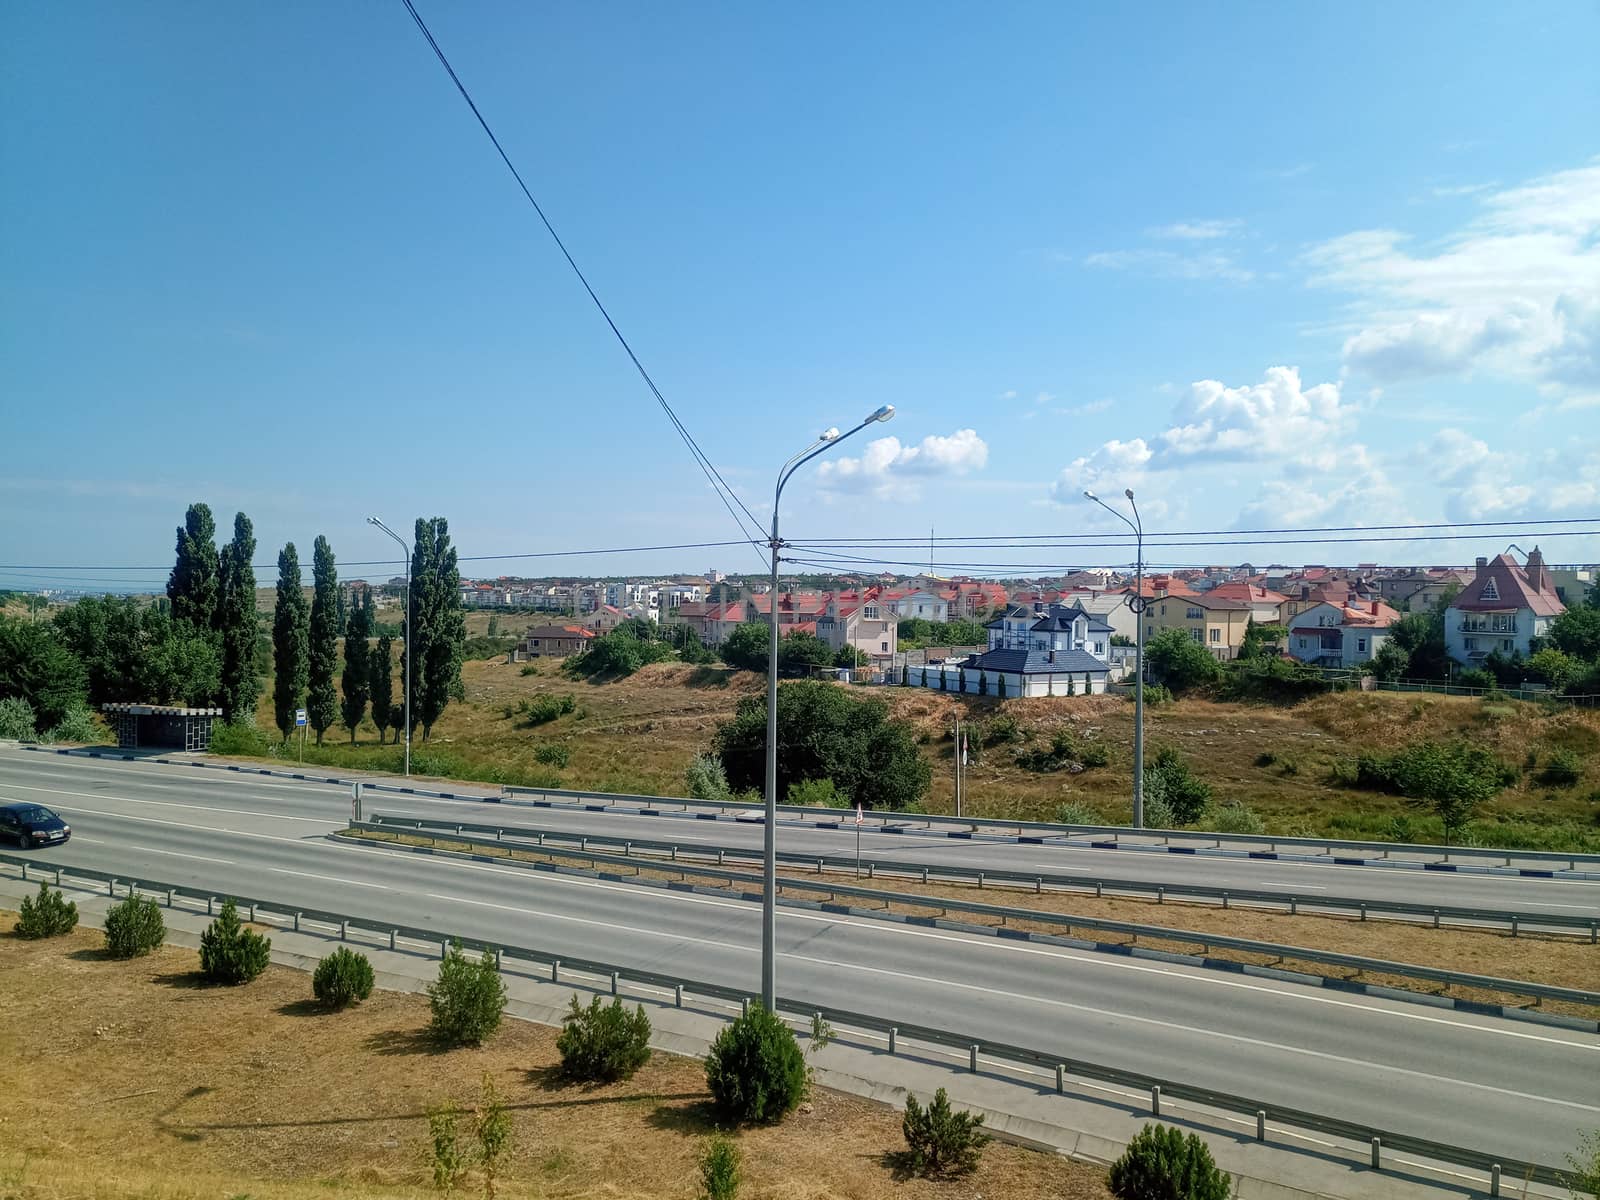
top-left (0, 802), bottom-right (71, 848)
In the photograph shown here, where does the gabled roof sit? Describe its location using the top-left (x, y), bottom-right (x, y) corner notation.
top-left (963, 647), bottom-right (1110, 675)
top-left (1451, 553), bottom-right (1565, 617)
top-left (1206, 581), bottom-right (1289, 605)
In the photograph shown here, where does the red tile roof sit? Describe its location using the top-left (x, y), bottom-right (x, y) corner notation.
top-left (1451, 552), bottom-right (1565, 617)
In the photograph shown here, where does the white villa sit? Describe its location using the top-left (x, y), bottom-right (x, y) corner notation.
top-left (901, 601), bottom-right (1113, 697)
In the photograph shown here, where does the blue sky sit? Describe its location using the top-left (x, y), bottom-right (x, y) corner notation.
top-left (3, 2), bottom-right (1597, 587)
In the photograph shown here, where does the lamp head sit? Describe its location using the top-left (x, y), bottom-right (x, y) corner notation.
top-left (868, 404), bottom-right (895, 423)
top-left (1083, 490), bottom-right (1097, 501)
top-left (1124, 488), bottom-right (1135, 501)
top-left (366, 516), bottom-right (379, 526)
top-left (820, 427), bottom-right (840, 442)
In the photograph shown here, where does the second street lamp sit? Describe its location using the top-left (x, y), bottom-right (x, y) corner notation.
top-left (1084, 488), bottom-right (1145, 828)
top-left (761, 404), bottom-right (894, 1011)
top-left (366, 516), bottom-right (411, 779)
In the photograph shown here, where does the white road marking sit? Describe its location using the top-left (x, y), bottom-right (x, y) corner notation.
top-left (0, 781), bottom-right (337, 826)
top-left (269, 867), bottom-right (388, 889)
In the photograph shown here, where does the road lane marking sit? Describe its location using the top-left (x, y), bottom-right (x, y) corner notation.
top-left (270, 867), bottom-right (388, 889)
top-left (0, 781), bottom-right (338, 826)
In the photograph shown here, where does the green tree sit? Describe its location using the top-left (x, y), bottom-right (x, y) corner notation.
top-left (272, 543), bottom-right (309, 740)
top-left (713, 679), bottom-right (930, 810)
top-left (216, 512), bottom-right (260, 723)
top-left (721, 622), bottom-right (769, 672)
top-left (834, 644), bottom-right (868, 669)
top-left (1109, 1123), bottom-right (1232, 1200)
top-left (306, 536), bottom-right (339, 745)
top-left (408, 517), bottom-right (467, 741)
top-left (704, 1002), bottom-right (807, 1125)
top-left (1238, 618), bottom-right (1287, 661)
top-left (1389, 587), bottom-right (1456, 679)
top-left (370, 634), bottom-right (394, 744)
top-left (166, 502), bottom-right (221, 634)
top-left (198, 897), bottom-right (271, 985)
top-left (1144, 628), bottom-right (1221, 693)
top-left (0, 615), bottom-right (87, 728)
top-left (1526, 646), bottom-right (1578, 690)
top-left (138, 609), bottom-right (221, 706)
top-left (341, 587), bottom-right (372, 741)
top-left (1547, 606), bottom-right (1600, 664)
top-left (779, 629), bottom-right (834, 675)
top-left (1367, 638), bottom-right (1411, 681)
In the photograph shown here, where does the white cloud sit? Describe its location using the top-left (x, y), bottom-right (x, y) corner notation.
top-left (1306, 159), bottom-right (1600, 391)
top-left (1084, 248), bottom-right (1253, 283)
top-left (1431, 182), bottom-right (1496, 198)
top-left (1048, 438), bottom-right (1152, 504)
top-left (815, 428), bottom-right (989, 497)
top-left (1412, 428), bottom-right (1600, 521)
top-left (1234, 444), bottom-right (1403, 528)
top-left (1148, 219), bottom-right (1242, 240)
top-left (1157, 366), bottom-right (1351, 461)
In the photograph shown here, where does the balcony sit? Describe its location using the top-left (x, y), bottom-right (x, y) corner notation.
top-left (1457, 620), bottom-right (1516, 635)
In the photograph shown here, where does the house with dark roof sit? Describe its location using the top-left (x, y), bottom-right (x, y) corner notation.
top-left (902, 601), bottom-right (1112, 696)
top-left (1443, 548), bottom-right (1564, 664)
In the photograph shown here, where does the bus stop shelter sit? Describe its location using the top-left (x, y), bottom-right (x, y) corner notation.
top-left (101, 703), bottom-right (221, 752)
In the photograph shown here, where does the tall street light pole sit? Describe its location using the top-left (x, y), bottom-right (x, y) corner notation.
top-left (367, 516), bottom-right (412, 779)
top-left (762, 404), bottom-right (895, 1010)
top-left (1085, 489), bottom-right (1145, 828)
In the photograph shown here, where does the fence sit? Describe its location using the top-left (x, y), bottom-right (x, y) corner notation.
top-left (0, 849), bottom-right (1567, 1189)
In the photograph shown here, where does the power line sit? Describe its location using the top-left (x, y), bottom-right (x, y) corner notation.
top-left (396, 0), bottom-right (766, 556)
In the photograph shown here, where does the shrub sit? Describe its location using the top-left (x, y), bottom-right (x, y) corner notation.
top-left (1108, 1123), bottom-right (1233, 1200)
top-left (0, 695), bottom-right (37, 740)
top-left (519, 663), bottom-right (537, 676)
top-left (699, 1134), bottom-right (742, 1200)
top-left (983, 713), bottom-right (1024, 744)
top-left (557, 994), bottom-right (652, 1082)
top-left (208, 721), bottom-right (270, 756)
top-left (787, 777), bottom-right (848, 808)
top-left (1210, 801), bottom-right (1265, 835)
top-left (474, 1073), bottom-right (512, 1199)
top-left (523, 693), bottom-right (576, 725)
top-left (1053, 800), bottom-right (1102, 826)
top-left (1537, 748), bottom-right (1582, 788)
top-left (686, 752), bottom-right (734, 802)
top-left (1015, 728), bottom-right (1110, 773)
top-left (901, 1087), bottom-right (989, 1176)
top-left (427, 1100), bottom-right (468, 1192)
top-left (1141, 791), bottom-right (1176, 830)
top-left (199, 898), bottom-right (271, 985)
top-left (1253, 751), bottom-right (1276, 767)
top-left (1143, 747), bottom-right (1212, 825)
top-left (428, 941), bottom-right (507, 1046)
top-left (704, 1002), bottom-right (807, 1125)
top-left (103, 894), bottom-right (165, 958)
top-left (313, 947), bottom-right (375, 1009)
top-left (15, 881), bottom-right (78, 938)
top-left (46, 704), bottom-right (101, 744)
top-left (1144, 628), bottom-right (1221, 694)
top-left (1141, 682), bottom-right (1174, 706)
top-left (534, 742), bottom-right (570, 769)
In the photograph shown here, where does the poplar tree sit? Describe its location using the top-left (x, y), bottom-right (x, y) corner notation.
top-left (370, 633), bottom-right (394, 744)
top-left (340, 588), bottom-right (371, 742)
top-left (216, 512), bottom-right (260, 724)
top-left (167, 503), bottom-right (220, 632)
top-left (272, 544), bottom-right (309, 740)
top-left (306, 535), bottom-right (339, 745)
top-left (407, 516), bottom-right (466, 741)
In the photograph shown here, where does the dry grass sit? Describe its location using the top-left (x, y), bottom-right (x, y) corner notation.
top-left (239, 657), bottom-right (1600, 848)
top-left (0, 915), bottom-right (1110, 1200)
top-left (346, 829), bottom-right (1600, 1013)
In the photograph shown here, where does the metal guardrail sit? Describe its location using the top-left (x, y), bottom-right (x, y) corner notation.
top-left (21, 744), bottom-right (1600, 870)
top-left (0, 849), bottom-right (1568, 1188)
top-left (370, 811), bottom-right (1600, 940)
top-left (349, 820), bottom-right (1600, 1010)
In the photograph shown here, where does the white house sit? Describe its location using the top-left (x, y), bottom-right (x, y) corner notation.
top-left (1287, 599), bottom-right (1401, 668)
top-left (901, 601), bottom-right (1112, 696)
top-left (1444, 548), bottom-right (1565, 665)
top-left (892, 589), bottom-right (951, 623)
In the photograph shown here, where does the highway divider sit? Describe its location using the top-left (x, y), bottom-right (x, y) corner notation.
top-left (368, 810), bottom-right (1600, 940)
top-left (342, 819), bottom-right (1600, 1023)
top-left (0, 848), bottom-right (1568, 1190)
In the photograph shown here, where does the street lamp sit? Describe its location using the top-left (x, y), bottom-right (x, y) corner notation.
top-left (1085, 488), bottom-right (1146, 828)
top-left (761, 404), bottom-right (894, 1010)
top-left (367, 516), bottom-right (412, 778)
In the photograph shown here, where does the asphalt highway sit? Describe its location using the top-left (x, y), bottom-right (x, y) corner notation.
top-left (1, 748), bottom-right (1596, 1168)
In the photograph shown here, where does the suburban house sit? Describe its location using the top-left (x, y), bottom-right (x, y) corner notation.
top-left (1287, 599), bottom-right (1401, 668)
top-left (891, 589), bottom-right (953, 623)
top-left (1203, 581), bottom-right (1290, 625)
top-left (583, 604), bottom-right (625, 633)
top-left (746, 591), bottom-right (828, 629)
top-left (666, 599), bottom-right (746, 646)
top-left (905, 601), bottom-right (1112, 696)
top-left (1547, 565), bottom-right (1595, 607)
top-left (1443, 549), bottom-right (1565, 665)
top-left (518, 625), bottom-right (595, 658)
top-left (817, 588), bottom-right (899, 662)
top-left (1141, 592), bottom-right (1254, 660)
top-left (1377, 568), bottom-right (1473, 612)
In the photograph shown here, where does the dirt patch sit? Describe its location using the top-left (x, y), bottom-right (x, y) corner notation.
top-left (0, 915), bottom-right (1112, 1200)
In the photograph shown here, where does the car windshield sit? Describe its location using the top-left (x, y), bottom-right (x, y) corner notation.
top-left (11, 806), bottom-right (56, 823)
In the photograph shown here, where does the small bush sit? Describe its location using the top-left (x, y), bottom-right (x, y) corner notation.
top-left (983, 713), bottom-right (1024, 744)
top-left (207, 721), bottom-right (270, 756)
top-left (557, 994), bottom-right (652, 1082)
top-left (429, 941), bottom-right (507, 1046)
top-left (0, 695), bottom-right (37, 740)
top-left (901, 1087), bottom-right (989, 1176)
top-left (787, 777), bottom-right (849, 808)
top-left (1109, 1123), bottom-right (1233, 1200)
top-left (533, 742), bottom-right (570, 769)
top-left (686, 753), bottom-right (733, 802)
top-left (1053, 800), bottom-right (1102, 826)
top-left (1209, 801), bottom-right (1265, 835)
top-left (103, 894), bottom-right (165, 958)
top-left (1140, 791), bottom-right (1175, 830)
top-left (14, 881), bottom-right (78, 938)
top-left (519, 663), bottom-right (538, 676)
top-left (697, 1133), bottom-right (742, 1200)
top-left (199, 898), bottom-right (271, 985)
top-left (47, 704), bottom-right (101, 744)
top-left (523, 693), bottom-right (576, 725)
top-left (705, 1003), bottom-right (807, 1125)
top-left (475, 1073), bottom-right (512, 1199)
top-left (427, 1100), bottom-right (468, 1192)
top-left (1140, 682), bottom-right (1174, 706)
top-left (1537, 748), bottom-right (1582, 788)
top-left (1016, 728), bottom-right (1110, 773)
top-left (313, 947), bottom-right (375, 1008)
top-left (1253, 751), bottom-right (1276, 767)
top-left (1143, 747), bottom-right (1211, 825)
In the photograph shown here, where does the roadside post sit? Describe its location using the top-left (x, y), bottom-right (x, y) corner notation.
top-left (855, 803), bottom-right (864, 878)
top-left (295, 708), bottom-right (307, 764)
top-left (352, 781), bottom-right (363, 824)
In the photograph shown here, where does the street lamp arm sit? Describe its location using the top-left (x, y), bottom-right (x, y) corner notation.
top-left (1086, 493), bottom-right (1139, 538)
top-left (774, 412), bottom-right (882, 510)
